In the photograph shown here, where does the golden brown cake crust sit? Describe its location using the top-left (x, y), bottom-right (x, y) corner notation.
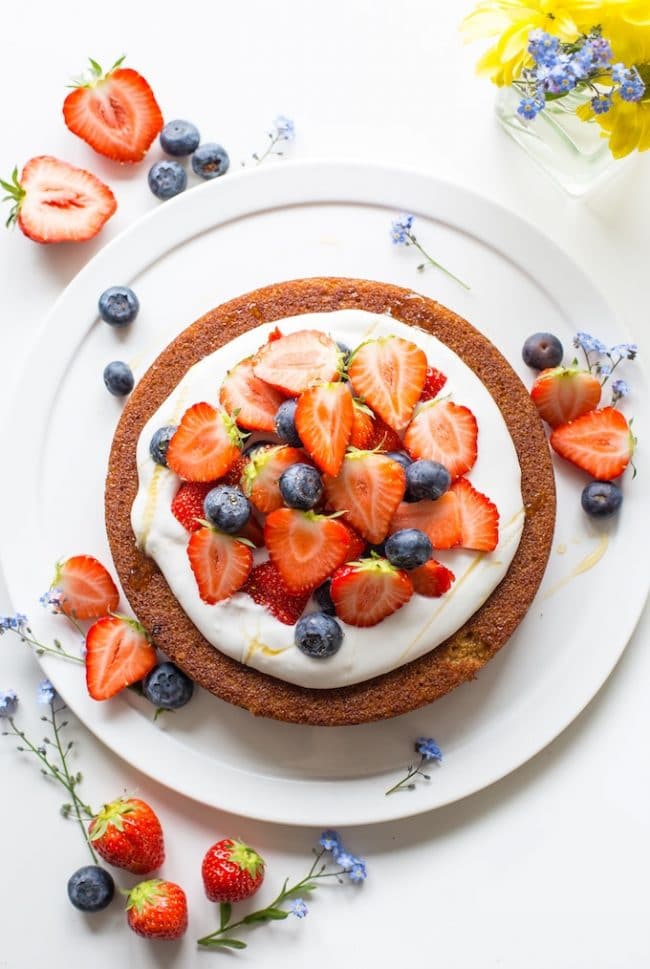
top-left (105, 277), bottom-right (556, 725)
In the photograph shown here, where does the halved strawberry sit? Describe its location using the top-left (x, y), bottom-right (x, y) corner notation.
top-left (366, 417), bottom-right (403, 453)
top-left (323, 451), bottom-right (406, 544)
top-left (1, 157), bottom-right (116, 244)
top-left (342, 525), bottom-right (367, 561)
top-left (295, 382), bottom-right (354, 476)
top-left (330, 558), bottom-right (413, 627)
top-left (347, 337), bottom-right (427, 431)
top-left (264, 509), bottom-right (353, 593)
top-left (350, 401), bottom-right (375, 449)
top-left (550, 407), bottom-right (633, 479)
top-left (242, 561), bottom-right (310, 625)
top-left (86, 616), bottom-right (157, 701)
top-left (53, 555), bottom-right (120, 620)
top-left (390, 493), bottom-right (461, 549)
top-left (419, 366), bottom-right (448, 402)
top-left (222, 453), bottom-right (246, 487)
top-left (531, 367), bottom-right (602, 428)
top-left (267, 326), bottom-right (283, 342)
top-left (411, 560), bottom-right (456, 597)
top-left (166, 403), bottom-right (243, 482)
top-left (242, 445), bottom-right (305, 513)
top-left (252, 330), bottom-right (341, 394)
top-left (187, 528), bottom-right (253, 604)
top-left (404, 400), bottom-right (478, 480)
top-left (171, 482), bottom-right (214, 532)
top-left (451, 478), bottom-right (499, 552)
top-left (219, 358), bottom-right (286, 432)
top-left (63, 57), bottom-right (163, 163)
top-left (240, 515), bottom-right (265, 547)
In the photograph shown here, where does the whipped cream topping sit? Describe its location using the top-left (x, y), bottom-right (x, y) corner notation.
top-left (131, 308), bottom-right (525, 689)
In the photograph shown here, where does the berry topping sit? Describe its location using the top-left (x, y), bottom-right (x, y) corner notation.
top-left (349, 401), bottom-right (375, 449)
top-left (89, 797), bottom-right (165, 874)
top-left (274, 398), bottom-right (303, 446)
top-left (242, 444), bottom-right (305, 513)
top-left (220, 357), bottom-right (286, 432)
top-left (160, 119), bottom-right (201, 156)
top-left (67, 866), bottom-right (115, 912)
top-left (411, 560), bottom-right (456, 597)
top-left (149, 425), bottom-right (177, 467)
top-left (279, 463), bottom-right (324, 510)
top-left (522, 332), bottom-right (564, 370)
top-left (223, 452), bottom-right (247, 486)
top-left (252, 329), bottom-right (341, 394)
top-left (103, 361), bottom-right (134, 397)
top-left (166, 402), bottom-right (243, 482)
top-left (313, 579), bottom-right (336, 615)
top-left (451, 478), bottom-right (499, 552)
top-left (187, 527), bottom-right (253, 604)
top-left (202, 839), bottom-right (265, 903)
top-left (385, 528), bottom-right (433, 570)
top-left (295, 612), bottom-right (344, 657)
top-left (550, 406), bottom-right (634, 479)
top-left (85, 616), bottom-right (157, 701)
top-left (404, 400), bottom-right (478, 480)
top-left (98, 286), bottom-right (139, 327)
top-left (330, 558), bottom-right (413, 627)
top-left (147, 160), bottom-right (187, 200)
top-left (191, 143), bottom-right (230, 178)
top-left (419, 365), bottom-right (448, 401)
top-left (264, 509), bottom-right (353, 593)
top-left (581, 480), bottom-right (623, 517)
top-left (323, 450), bottom-right (406, 544)
top-left (342, 525), bottom-right (367, 561)
top-left (385, 450), bottom-right (412, 472)
top-left (531, 366), bottom-right (602, 428)
top-left (366, 417), bottom-right (403, 453)
top-left (242, 560), bottom-right (310, 625)
top-left (172, 481), bottom-right (214, 532)
top-left (295, 381), bottom-right (354, 475)
top-left (142, 662), bottom-right (194, 710)
top-left (347, 336), bottom-right (427, 431)
top-left (53, 555), bottom-right (119, 620)
top-left (203, 485), bottom-right (251, 534)
top-left (390, 492), bottom-right (462, 549)
top-left (126, 879), bottom-right (188, 940)
top-left (405, 459), bottom-right (451, 501)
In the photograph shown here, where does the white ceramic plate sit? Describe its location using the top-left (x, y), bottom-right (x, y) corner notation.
top-left (1, 161), bottom-right (647, 826)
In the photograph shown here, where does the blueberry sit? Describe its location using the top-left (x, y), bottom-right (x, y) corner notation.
top-left (363, 541), bottom-right (386, 558)
top-left (204, 485), bottom-right (251, 533)
top-left (142, 661), bottom-right (194, 709)
top-left (67, 866), bottom-right (115, 912)
top-left (406, 460), bottom-right (451, 501)
top-left (148, 160), bottom-right (187, 200)
top-left (274, 399), bottom-right (302, 447)
top-left (149, 425), bottom-right (177, 467)
top-left (103, 361), bottom-right (134, 397)
top-left (385, 528), bottom-right (432, 570)
top-left (581, 480), bottom-right (623, 517)
top-left (160, 119), bottom-right (201, 156)
top-left (295, 612), bottom-right (343, 658)
top-left (243, 439), bottom-right (275, 457)
top-left (98, 286), bottom-right (139, 327)
top-left (191, 143), bottom-right (230, 179)
top-left (337, 341), bottom-right (352, 365)
top-left (522, 332), bottom-right (564, 370)
top-left (313, 579), bottom-right (336, 616)
top-left (279, 463), bottom-right (323, 510)
top-left (386, 451), bottom-right (413, 472)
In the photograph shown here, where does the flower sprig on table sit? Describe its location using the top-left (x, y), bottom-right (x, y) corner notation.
top-left (0, 610), bottom-right (84, 665)
top-left (385, 737), bottom-right (443, 795)
top-left (390, 214), bottom-right (470, 290)
top-left (246, 115), bottom-right (295, 166)
top-left (573, 332), bottom-right (637, 405)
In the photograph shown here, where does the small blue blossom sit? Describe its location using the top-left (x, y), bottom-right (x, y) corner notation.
top-left (0, 689), bottom-right (19, 718)
top-left (599, 363), bottom-right (612, 377)
top-left (588, 37), bottom-right (612, 68)
top-left (547, 58), bottom-right (577, 94)
top-left (611, 63), bottom-right (628, 84)
top-left (619, 67), bottom-right (645, 102)
top-left (517, 96), bottom-right (544, 120)
top-left (347, 859), bottom-right (367, 883)
top-left (40, 589), bottom-right (63, 613)
top-left (591, 95), bottom-right (612, 114)
top-left (0, 613), bottom-right (29, 635)
top-left (273, 115), bottom-right (295, 141)
top-left (390, 213), bottom-right (414, 245)
top-left (37, 679), bottom-right (56, 705)
top-left (610, 342), bottom-right (638, 360)
top-left (319, 829), bottom-right (342, 852)
top-left (290, 898), bottom-right (308, 918)
top-left (415, 737), bottom-right (443, 761)
top-left (573, 332), bottom-right (607, 354)
top-left (333, 850), bottom-right (356, 870)
top-left (528, 30), bottom-right (560, 67)
top-left (570, 44), bottom-right (594, 80)
top-left (612, 378), bottom-right (630, 398)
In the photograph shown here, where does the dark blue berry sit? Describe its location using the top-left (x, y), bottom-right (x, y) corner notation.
top-left (337, 341), bottom-right (352, 365)
top-left (406, 460), bottom-right (451, 501)
top-left (98, 286), bottom-right (139, 327)
top-left (386, 451), bottom-right (413, 472)
top-left (295, 612), bottom-right (343, 658)
top-left (148, 160), bottom-right (187, 200)
top-left (279, 463), bottom-right (323, 510)
top-left (243, 439), bottom-right (275, 457)
top-left (363, 542), bottom-right (386, 558)
top-left (581, 480), bottom-right (623, 517)
top-left (191, 143), bottom-right (230, 179)
top-left (522, 332), bottom-right (564, 370)
top-left (274, 399), bottom-right (302, 447)
top-left (103, 361), bottom-right (134, 396)
top-left (142, 661), bottom-right (194, 709)
top-left (203, 485), bottom-right (251, 533)
top-left (385, 528), bottom-right (432, 570)
top-left (313, 580), bottom-right (336, 615)
top-left (67, 866), bottom-right (115, 912)
top-left (160, 119), bottom-right (201, 156)
top-left (149, 425), bottom-right (177, 467)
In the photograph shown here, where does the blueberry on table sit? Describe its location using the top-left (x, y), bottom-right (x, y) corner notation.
top-left (295, 612), bottom-right (343, 658)
top-left (142, 661), bottom-right (194, 709)
top-left (98, 286), bottom-right (139, 326)
top-left (204, 485), bottom-right (251, 533)
top-left (149, 425), bottom-right (177, 467)
top-left (148, 160), bottom-right (187, 200)
top-left (67, 865), bottom-right (115, 912)
top-left (313, 579), bottom-right (336, 616)
top-left (191, 143), bottom-right (230, 179)
top-left (581, 480), bottom-right (623, 517)
top-left (103, 361), bottom-right (134, 396)
top-left (522, 332), bottom-right (564, 370)
top-left (279, 463), bottom-right (323, 510)
top-left (160, 119), bottom-right (201, 156)
top-left (274, 399), bottom-right (302, 447)
top-left (385, 528), bottom-right (433, 570)
top-left (405, 460), bottom-right (451, 501)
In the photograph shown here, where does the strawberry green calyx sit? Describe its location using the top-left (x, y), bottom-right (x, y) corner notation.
top-left (300, 509), bottom-right (346, 523)
top-left (0, 167), bottom-right (25, 228)
top-left (89, 797), bottom-right (136, 841)
top-left (110, 613), bottom-right (152, 640)
top-left (126, 878), bottom-right (166, 912)
top-left (346, 556), bottom-right (400, 576)
top-left (352, 399), bottom-right (374, 418)
top-left (227, 839), bottom-right (265, 877)
top-left (69, 55), bottom-right (126, 89)
top-left (242, 444), bottom-right (278, 494)
top-left (196, 519), bottom-right (256, 548)
top-left (220, 409), bottom-right (247, 449)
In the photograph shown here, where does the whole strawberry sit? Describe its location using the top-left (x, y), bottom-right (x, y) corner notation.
top-left (88, 797), bottom-right (164, 874)
top-left (126, 879), bottom-right (188, 940)
top-left (202, 838), bottom-right (265, 903)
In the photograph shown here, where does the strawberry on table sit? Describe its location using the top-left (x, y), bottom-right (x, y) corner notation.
top-left (411, 560), bottom-right (456, 597)
top-left (85, 615), bottom-right (157, 700)
top-left (242, 444), bottom-right (305, 513)
top-left (404, 400), bottom-right (478, 480)
top-left (89, 797), bottom-right (164, 874)
top-left (531, 366), bottom-right (602, 428)
top-left (330, 557), bottom-right (413, 627)
top-left (242, 560), bottom-right (310, 625)
top-left (550, 406), bottom-right (634, 479)
top-left (323, 450), bottom-right (406, 544)
top-left (187, 527), bottom-right (253, 604)
top-left (1, 157), bottom-right (116, 243)
top-left (295, 382), bottom-right (354, 475)
top-left (52, 554), bottom-right (119, 620)
top-left (166, 402), bottom-right (244, 482)
top-left (219, 357), bottom-right (286, 432)
top-left (451, 478), bottom-right (499, 552)
top-left (264, 508), bottom-right (353, 592)
top-left (347, 336), bottom-right (427, 431)
top-left (419, 365), bottom-right (448, 402)
top-left (390, 493), bottom-right (462, 549)
top-left (63, 57), bottom-right (163, 163)
top-left (252, 329), bottom-right (341, 394)
top-left (171, 481), bottom-right (215, 532)
top-left (126, 879), bottom-right (188, 940)
top-left (350, 400), bottom-right (375, 449)
top-left (202, 838), bottom-right (265, 903)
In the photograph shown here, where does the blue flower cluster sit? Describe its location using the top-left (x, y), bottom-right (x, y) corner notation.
top-left (0, 613), bottom-right (28, 635)
top-left (572, 332), bottom-right (637, 403)
top-left (37, 679), bottom-right (56, 705)
top-left (415, 737), bottom-right (443, 761)
top-left (39, 589), bottom-right (63, 613)
top-left (0, 688), bottom-right (18, 718)
top-left (273, 115), bottom-right (295, 142)
top-left (318, 830), bottom-right (367, 882)
top-left (390, 213), bottom-right (415, 245)
top-left (290, 898), bottom-right (308, 918)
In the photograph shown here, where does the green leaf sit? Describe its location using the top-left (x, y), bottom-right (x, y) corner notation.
top-left (88, 57), bottom-right (103, 75)
top-left (219, 902), bottom-right (231, 930)
top-left (204, 938), bottom-right (247, 949)
top-left (242, 908), bottom-right (289, 924)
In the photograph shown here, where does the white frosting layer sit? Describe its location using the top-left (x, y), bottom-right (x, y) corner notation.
top-left (131, 309), bottom-right (524, 689)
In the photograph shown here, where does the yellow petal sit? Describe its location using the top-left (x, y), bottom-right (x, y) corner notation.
top-left (608, 103), bottom-right (642, 158)
top-left (498, 22), bottom-right (535, 62)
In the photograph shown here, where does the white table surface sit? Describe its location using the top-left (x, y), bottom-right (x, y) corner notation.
top-left (1, 2), bottom-right (648, 966)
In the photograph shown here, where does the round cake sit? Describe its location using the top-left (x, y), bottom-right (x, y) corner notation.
top-left (105, 277), bottom-right (556, 725)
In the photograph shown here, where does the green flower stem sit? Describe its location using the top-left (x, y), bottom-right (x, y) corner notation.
top-left (385, 754), bottom-right (430, 795)
top-left (18, 628), bottom-right (84, 665)
top-left (254, 132), bottom-right (282, 166)
top-left (406, 232), bottom-right (471, 290)
top-left (48, 703), bottom-right (98, 864)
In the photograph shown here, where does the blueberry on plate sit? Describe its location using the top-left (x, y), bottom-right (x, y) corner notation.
top-left (98, 286), bottom-right (139, 327)
top-left (279, 463), bottom-right (323, 510)
top-left (274, 399), bottom-right (302, 447)
top-left (522, 332), bottom-right (564, 370)
top-left (148, 160), bottom-right (187, 200)
top-left (67, 865), bottom-right (115, 912)
top-left (295, 612), bottom-right (343, 658)
top-left (203, 484), bottom-right (251, 533)
top-left (405, 460), bottom-right (451, 502)
top-left (149, 425), bottom-right (177, 467)
top-left (191, 143), bottom-right (230, 179)
top-left (243, 439), bottom-right (275, 457)
top-left (160, 119), bottom-right (201, 156)
top-left (103, 361), bottom-right (134, 397)
top-left (142, 661), bottom-right (194, 710)
top-left (313, 579), bottom-right (336, 616)
top-left (581, 480), bottom-right (623, 517)
top-left (385, 528), bottom-right (432, 570)
top-left (386, 451), bottom-right (412, 472)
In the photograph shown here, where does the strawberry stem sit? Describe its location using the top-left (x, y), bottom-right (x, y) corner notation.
top-left (0, 167), bottom-right (25, 228)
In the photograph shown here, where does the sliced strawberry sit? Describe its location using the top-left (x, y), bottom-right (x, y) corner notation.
top-left (187, 528), bottom-right (253, 604)
top-left (390, 493), bottom-right (461, 549)
top-left (252, 330), bottom-right (341, 394)
top-left (219, 358), bottom-right (285, 432)
top-left (2, 156), bottom-right (116, 244)
top-left (63, 58), bottom-right (163, 163)
top-left (267, 326), bottom-right (283, 342)
top-left (166, 403), bottom-right (243, 482)
top-left (347, 337), bottom-right (427, 431)
top-left (550, 407), bottom-right (633, 479)
top-left (366, 416), bottom-right (403, 453)
top-left (451, 478), bottom-right (499, 552)
top-left (531, 366), bottom-right (602, 428)
top-left (411, 560), bottom-right (456, 597)
top-left (85, 616), bottom-right (157, 701)
top-left (419, 366), bottom-right (448, 402)
top-left (264, 509), bottom-right (353, 593)
top-left (53, 555), bottom-right (119, 620)
top-left (350, 401), bottom-right (375, 449)
top-left (242, 561), bottom-right (310, 624)
top-left (240, 515), bottom-right (265, 547)
top-left (330, 558), bottom-right (413, 627)
top-left (295, 382), bottom-right (354, 476)
top-left (323, 451), bottom-right (406, 544)
top-left (242, 445), bottom-right (305, 514)
top-left (342, 525), bottom-right (367, 561)
top-left (404, 400), bottom-right (478, 480)
top-left (171, 482), bottom-right (214, 532)
top-left (222, 453), bottom-right (246, 487)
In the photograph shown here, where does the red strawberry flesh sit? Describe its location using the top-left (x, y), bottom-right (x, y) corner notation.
top-left (348, 336), bottom-right (427, 431)
top-left (54, 554), bottom-right (119, 619)
top-left (85, 616), bottom-right (157, 701)
top-left (330, 558), bottom-right (413, 627)
top-left (295, 382), bottom-right (354, 475)
top-left (404, 400), bottom-right (478, 480)
top-left (219, 358), bottom-right (285, 432)
top-left (550, 406), bottom-right (633, 479)
top-left (252, 329), bottom-right (341, 394)
top-left (264, 509), bottom-right (353, 592)
top-left (531, 367), bottom-right (602, 428)
top-left (242, 560), bottom-right (310, 624)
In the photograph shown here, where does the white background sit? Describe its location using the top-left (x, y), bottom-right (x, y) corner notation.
top-left (1, 2), bottom-right (649, 967)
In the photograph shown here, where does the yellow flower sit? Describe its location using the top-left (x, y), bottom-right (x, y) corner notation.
top-left (572, 1), bottom-right (650, 29)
